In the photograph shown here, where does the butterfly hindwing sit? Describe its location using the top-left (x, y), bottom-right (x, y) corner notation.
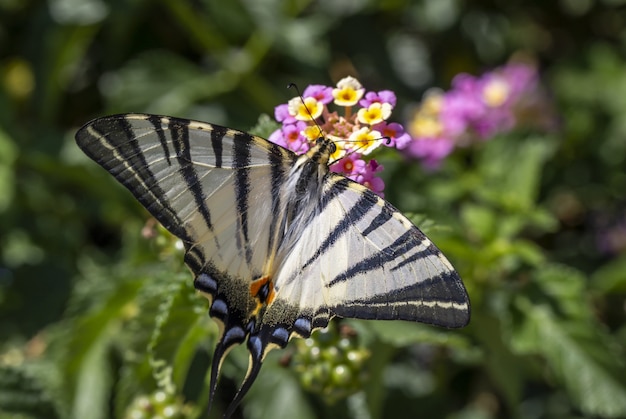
top-left (274, 173), bottom-right (469, 328)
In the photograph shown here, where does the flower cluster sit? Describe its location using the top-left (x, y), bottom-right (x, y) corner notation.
top-left (404, 62), bottom-right (553, 168)
top-left (269, 76), bottom-right (411, 195)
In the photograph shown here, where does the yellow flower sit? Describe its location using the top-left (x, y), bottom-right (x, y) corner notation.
top-left (288, 96), bottom-right (323, 121)
top-left (302, 125), bottom-right (323, 141)
top-left (348, 127), bottom-right (382, 155)
top-left (408, 114), bottom-right (443, 138)
top-left (482, 77), bottom-right (510, 107)
top-left (357, 102), bottom-right (392, 125)
top-left (332, 76), bottom-right (365, 106)
top-left (421, 90), bottom-right (444, 115)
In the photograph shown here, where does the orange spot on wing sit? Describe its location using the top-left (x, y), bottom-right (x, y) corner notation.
top-left (250, 276), bottom-right (276, 306)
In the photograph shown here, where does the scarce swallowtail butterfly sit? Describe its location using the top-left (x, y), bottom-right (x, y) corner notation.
top-left (76, 113), bottom-right (470, 417)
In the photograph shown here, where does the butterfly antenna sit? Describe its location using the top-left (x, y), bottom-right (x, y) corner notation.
top-left (327, 135), bottom-right (392, 166)
top-left (287, 82), bottom-right (326, 140)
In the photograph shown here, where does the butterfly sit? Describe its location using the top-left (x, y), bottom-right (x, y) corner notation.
top-left (75, 113), bottom-right (470, 417)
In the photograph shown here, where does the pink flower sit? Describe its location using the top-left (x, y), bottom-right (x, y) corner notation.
top-left (406, 137), bottom-right (455, 169)
top-left (269, 121), bottom-right (310, 154)
top-left (373, 122), bottom-right (412, 149)
top-left (275, 103), bottom-right (296, 124)
top-left (441, 82), bottom-right (485, 138)
top-left (303, 85), bottom-right (334, 104)
top-left (330, 152), bottom-right (366, 179)
top-left (359, 90), bottom-right (397, 108)
top-left (268, 77), bottom-right (410, 194)
top-left (403, 61), bottom-right (553, 167)
top-left (357, 160), bottom-right (385, 196)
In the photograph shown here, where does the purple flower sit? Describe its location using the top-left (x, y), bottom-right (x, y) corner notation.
top-left (405, 137), bottom-right (455, 169)
top-left (403, 61), bottom-right (553, 167)
top-left (373, 122), bottom-right (412, 149)
top-left (303, 85), bottom-right (334, 104)
top-left (356, 159), bottom-right (385, 196)
top-left (330, 152), bottom-right (366, 179)
top-left (359, 90), bottom-right (397, 108)
top-left (440, 89), bottom-right (484, 138)
top-left (275, 103), bottom-right (296, 124)
top-left (499, 63), bottom-right (538, 101)
top-left (268, 77), bottom-right (411, 193)
top-left (269, 121), bottom-right (310, 154)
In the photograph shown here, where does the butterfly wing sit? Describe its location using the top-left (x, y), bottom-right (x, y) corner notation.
top-left (273, 173), bottom-right (470, 328)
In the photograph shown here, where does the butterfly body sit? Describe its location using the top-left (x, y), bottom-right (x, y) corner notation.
top-left (76, 114), bottom-right (469, 417)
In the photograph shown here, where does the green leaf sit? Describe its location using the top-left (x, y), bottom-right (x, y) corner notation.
top-left (71, 334), bottom-right (112, 419)
top-left (471, 311), bottom-right (523, 410)
top-left (591, 256), bottom-right (626, 294)
top-left (60, 274), bottom-right (144, 416)
top-left (511, 299), bottom-right (626, 417)
top-left (102, 50), bottom-right (235, 116)
top-left (243, 366), bottom-right (316, 419)
top-left (355, 320), bottom-right (471, 350)
top-left (249, 113), bottom-right (281, 139)
top-left (476, 135), bottom-right (557, 211)
top-left (0, 365), bottom-right (59, 419)
top-left (0, 127), bottom-right (16, 213)
top-left (109, 265), bottom-right (206, 414)
top-left (460, 203), bottom-right (496, 241)
top-left (148, 276), bottom-right (209, 394)
top-left (533, 264), bottom-right (591, 321)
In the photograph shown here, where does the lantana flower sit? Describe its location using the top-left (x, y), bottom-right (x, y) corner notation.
top-left (268, 76), bottom-right (406, 195)
top-left (405, 62), bottom-right (554, 168)
top-left (332, 76), bottom-right (365, 107)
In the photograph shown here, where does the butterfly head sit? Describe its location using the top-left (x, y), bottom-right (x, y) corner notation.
top-left (303, 136), bottom-right (337, 167)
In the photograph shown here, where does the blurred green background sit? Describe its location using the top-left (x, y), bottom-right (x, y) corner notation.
top-left (1, 0), bottom-right (626, 418)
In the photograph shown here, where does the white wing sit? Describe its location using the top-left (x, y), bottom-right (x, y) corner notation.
top-left (272, 173), bottom-right (469, 330)
top-left (76, 114), bottom-right (299, 414)
top-left (77, 114), bottom-right (292, 282)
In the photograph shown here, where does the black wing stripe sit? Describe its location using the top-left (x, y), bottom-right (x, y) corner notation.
top-left (147, 115), bottom-right (172, 166)
top-left (78, 118), bottom-right (193, 243)
top-left (333, 270), bottom-right (469, 327)
top-left (267, 143), bottom-right (290, 255)
top-left (169, 119), bottom-right (214, 232)
top-left (327, 230), bottom-right (417, 287)
top-left (319, 176), bottom-right (351, 212)
top-left (389, 242), bottom-right (439, 272)
top-left (210, 125), bottom-right (227, 168)
top-left (355, 270), bottom-right (467, 304)
top-left (233, 134), bottom-right (253, 265)
top-left (361, 202), bottom-right (394, 237)
top-left (302, 191), bottom-right (378, 270)
top-left (184, 245), bottom-right (206, 274)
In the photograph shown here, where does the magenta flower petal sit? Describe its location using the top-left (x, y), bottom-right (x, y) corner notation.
top-left (359, 90), bottom-right (397, 108)
top-left (275, 103), bottom-right (296, 124)
top-left (377, 90), bottom-right (397, 107)
top-left (268, 128), bottom-right (286, 147)
top-left (303, 85), bottom-right (334, 104)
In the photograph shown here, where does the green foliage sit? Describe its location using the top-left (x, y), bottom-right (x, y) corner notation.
top-left (0, 365), bottom-right (59, 419)
top-left (2, 1), bottom-right (626, 418)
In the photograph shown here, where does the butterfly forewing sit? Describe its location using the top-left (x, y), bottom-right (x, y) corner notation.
top-left (76, 113), bottom-right (470, 418)
top-left (77, 115), bottom-right (291, 277)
